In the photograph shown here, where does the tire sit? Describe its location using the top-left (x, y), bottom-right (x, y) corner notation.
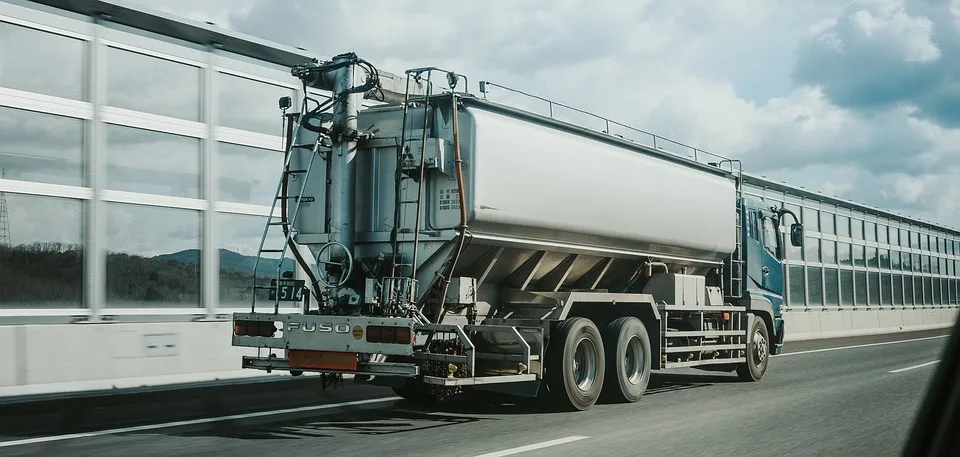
top-left (601, 316), bottom-right (652, 403)
top-left (737, 316), bottom-right (770, 382)
top-left (545, 317), bottom-right (606, 411)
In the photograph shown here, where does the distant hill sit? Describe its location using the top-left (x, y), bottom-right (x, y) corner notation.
top-left (154, 248), bottom-right (296, 277)
top-left (0, 243), bottom-right (299, 305)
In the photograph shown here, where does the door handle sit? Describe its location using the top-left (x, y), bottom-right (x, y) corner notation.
top-left (762, 266), bottom-right (770, 275)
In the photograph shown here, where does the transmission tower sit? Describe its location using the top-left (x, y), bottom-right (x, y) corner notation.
top-left (0, 168), bottom-right (10, 246)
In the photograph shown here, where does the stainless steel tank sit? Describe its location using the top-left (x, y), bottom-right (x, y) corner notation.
top-left (291, 94), bottom-right (738, 303)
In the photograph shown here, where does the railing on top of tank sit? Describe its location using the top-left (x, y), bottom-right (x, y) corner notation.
top-left (477, 80), bottom-right (737, 172)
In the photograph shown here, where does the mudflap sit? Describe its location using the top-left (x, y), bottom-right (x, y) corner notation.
top-left (773, 317), bottom-right (785, 355)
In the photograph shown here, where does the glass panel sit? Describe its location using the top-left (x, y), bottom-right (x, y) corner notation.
top-left (879, 249), bottom-right (890, 269)
top-left (891, 251), bottom-right (901, 270)
top-left (218, 73), bottom-right (295, 135)
top-left (865, 221), bottom-right (876, 242)
top-left (893, 275), bottom-right (904, 306)
top-left (901, 229), bottom-right (909, 247)
top-left (933, 279), bottom-right (942, 305)
top-left (852, 219), bottom-right (864, 239)
top-left (903, 252), bottom-right (913, 271)
top-left (925, 277), bottom-right (933, 305)
top-left (922, 255), bottom-right (931, 274)
top-left (855, 271), bottom-right (867, 305)
top-left (803, 207), bottom-right (820, 232)
top-left (808, 266), bottom-right (823, 306)
top-left (878, 224), bottom-right (889, 245)
top-left (0, 194), bottom-right (84, 308)
top-left (837, 215), bottom-right (851, 238)
top-left (0, 107), bottom-right (85, 187)
top-left (821, 211), bottom-right (836, 235)
top-left (838, 242), bottom-right (852, 266)
top-left (804, 236), bottom-right (820, 263)
top-left (217, 142), bottom-right (283, 206)
top-left (868, 272), bottom-right (880, 306)
top-left (840, 270), bottom-right (854, 306)
top-left (824, 268), bottom-right (839, 306)
top-left (913, 253), bottom-right (922, 272)
top-left (104, 124), bottom-right (201, 198)
top-left (867, 247), bottom-right (878, 268)
top-left (788, 265), bottom-right (805, 306)
top-left (913, 276), bottom-right (930, 305)
top-left (908, 231), bottom-right (916, 249)
top-left (881, 273), bottom-right (892, 306)
top-left (0, 22), bottom-right (85, 100)
top-left (821, 240), bottom-right (837, 265)
top-left (853, 245), bottom-right (865, 267)
top-left (904, 275), bottom-right (915, 306)
top-left (106, 47), bottom-right (201, 121)
top-left (104, 203), bottom-right (201, 308)
top-left (217, 212), bottom-right (295, 308)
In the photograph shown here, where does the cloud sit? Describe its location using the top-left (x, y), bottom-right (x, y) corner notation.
top-left (794, 0), bottom-right (960, 127)
top-left (127, 0), bottom-right (960, 230)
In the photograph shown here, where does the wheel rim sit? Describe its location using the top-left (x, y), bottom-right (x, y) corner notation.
top-left (752, 329), bottom-right (767, 366)
top-left (572, 336), bottom-right (599, 392)
top-left (623, 335), bottom-right (645, 384)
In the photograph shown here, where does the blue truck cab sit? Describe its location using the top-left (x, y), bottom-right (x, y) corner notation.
top-left (739, 197), bottom-right (803, 356)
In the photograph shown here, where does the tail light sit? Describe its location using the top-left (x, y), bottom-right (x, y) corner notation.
top-left (366, 325), bottom-right (412, 344)
top-left (234, 320), bottom-right (277, 337)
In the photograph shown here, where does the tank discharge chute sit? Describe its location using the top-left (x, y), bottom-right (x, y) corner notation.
top-left (230, 52), bottom-right (804, 411)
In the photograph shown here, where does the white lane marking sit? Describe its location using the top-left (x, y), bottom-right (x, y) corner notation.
top-left (889, 360), bottom-right (940, 373)
top-left (0, 396), bottom-right (402, 449)
top-left (473, 436), bottom-right (590, 457)
top-left (774, 334), bottom-right (949, 358)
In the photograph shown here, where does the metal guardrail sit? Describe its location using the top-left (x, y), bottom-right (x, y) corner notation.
top-left (478, 80), bottom-right (735, 169)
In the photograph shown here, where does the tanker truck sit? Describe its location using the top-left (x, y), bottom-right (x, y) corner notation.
top-left (230, 52), bottom-right (805, 411)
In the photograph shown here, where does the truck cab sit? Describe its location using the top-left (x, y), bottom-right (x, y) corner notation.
top-left (739, 197), bottom-right (803, 355)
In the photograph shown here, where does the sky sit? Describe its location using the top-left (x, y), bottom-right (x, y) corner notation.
top-left (114, 0), bottom-right (960, 230)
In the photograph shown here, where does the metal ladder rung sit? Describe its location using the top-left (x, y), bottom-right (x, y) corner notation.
top-left (259, 249), bottom-right (285, 253)
top-left (268, 221), bottom-right (290, 226)
top-left (285, 169), bottom-right (308, 174)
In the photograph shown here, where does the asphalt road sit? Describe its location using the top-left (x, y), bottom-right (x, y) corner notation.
top-left (1, 329), bottom-right (953, 457)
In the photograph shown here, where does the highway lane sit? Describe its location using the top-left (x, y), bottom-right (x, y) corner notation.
top-left (1, 328), bottom-right (952, 457)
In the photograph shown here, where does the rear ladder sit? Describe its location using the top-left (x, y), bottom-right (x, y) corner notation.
top-left (250, 116), bottom-right (329, 314)
top-left (720, 159), bottom-right (744, 299)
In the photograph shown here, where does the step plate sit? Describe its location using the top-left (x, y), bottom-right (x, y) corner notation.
top-left (421, 374), bottom-right (537, 386)
top-left (242, 356), bottom-right (420, 377)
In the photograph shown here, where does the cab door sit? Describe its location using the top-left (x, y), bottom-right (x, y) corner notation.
top-left (758, 210), bottom-right (785, 297)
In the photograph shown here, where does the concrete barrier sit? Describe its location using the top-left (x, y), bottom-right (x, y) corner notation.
top-left (1, 307), bottom-right (957, 399)
top-left (782, 307), bottom-right (959, 342)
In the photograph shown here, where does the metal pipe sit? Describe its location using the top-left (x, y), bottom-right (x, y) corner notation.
top-left (326, 55), bottom-right (361, 272)
top-left (434, 93), bottom-right (470, 324)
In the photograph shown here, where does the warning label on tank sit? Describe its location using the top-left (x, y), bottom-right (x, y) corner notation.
top-left (439, 188), bottom-right (461, 211)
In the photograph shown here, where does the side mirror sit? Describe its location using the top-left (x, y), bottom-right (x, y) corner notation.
top-left (790, 223), bottom-right (804, 247)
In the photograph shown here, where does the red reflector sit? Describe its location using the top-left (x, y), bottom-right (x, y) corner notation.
top-left (395, 326), bottom-right (411, 344)
top-left (234, 320), bottom-right (276, 337)
top-left (366, 325), bottom-right (382, 343)
top-left (381, 325), bottom-right (396, 342)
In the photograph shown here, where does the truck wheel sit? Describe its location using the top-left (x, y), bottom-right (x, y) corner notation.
top-left (545, 317), bottom-right (605, 411)
top-left (601, 316), bottom-right (651, 403)
top-left (736, 316), bottom-right (770, 382)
